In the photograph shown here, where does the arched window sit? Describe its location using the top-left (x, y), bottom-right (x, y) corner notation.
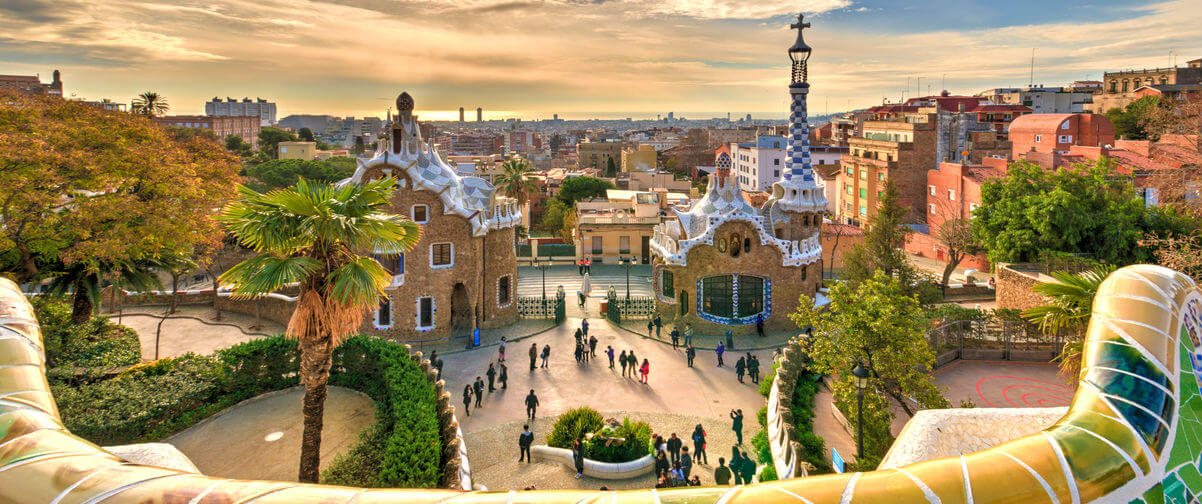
top-left (661, 270), bottom-right (675, 298)
top-left (729, 234), bottom-right (741, 258)
top-left (743, 238), bottom-right (751, 254)
top-left (699, 274), bottom-right (767, 322)
top-left (375, 295), bottom-right (392, 329)
top-left (498, 276), bottom-right (511, 306)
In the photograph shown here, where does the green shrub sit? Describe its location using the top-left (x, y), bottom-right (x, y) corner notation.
top-left (757, 406), bottom-right (767, 428)
top-left (758, 463), bottom-right (778, 482)
top-left (547, 406), bottom-right (604, 449)
top-left (33, 298), bottom-right (140, 369)
top-left (759, 361), bottom-right (779, 397)
top-left (585, 418), bottom-right (651, 463)
top-left (751, 428), bottom-right (771, 464)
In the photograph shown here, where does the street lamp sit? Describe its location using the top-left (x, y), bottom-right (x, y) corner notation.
top-left (851, 362), bottom-right (871, 460)
top-left (533, 256), bottom-right (549, 313)
top-left (618, 257), bottom-right (633, 300)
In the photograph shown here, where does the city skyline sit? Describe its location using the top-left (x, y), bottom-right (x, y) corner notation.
top-left (2, 0), bottom-right (1200, 120)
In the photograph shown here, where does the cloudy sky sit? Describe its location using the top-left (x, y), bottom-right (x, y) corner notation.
top-left (2, 0), bottom-right (1199, 120)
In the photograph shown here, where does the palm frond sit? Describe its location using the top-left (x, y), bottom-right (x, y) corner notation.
top-left (220, 255), bottom-right (320, 298)
top-left (325, 256), bottom-right (390, 306)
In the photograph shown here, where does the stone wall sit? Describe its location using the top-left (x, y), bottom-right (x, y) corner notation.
top-left (654, 220), bottom-right (821, 336)
top-left (765, 337), bottom-right (811, 479)
top-left (879, 407), bottom-right (1067, 469)
top-left (995, 263), bottom-right (1048, 311)
top-left (410, 347), bottom-right (473, 490)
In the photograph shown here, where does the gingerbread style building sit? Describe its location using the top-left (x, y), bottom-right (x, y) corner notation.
top-left (648, 15), bottom-right (825, 335)
top-left (340, 92), bottom-right (521, 341)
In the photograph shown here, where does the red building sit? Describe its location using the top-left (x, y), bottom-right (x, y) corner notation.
top-left (905, 158), bottom-right (1010, 272)
top-left (1009, 113), bottom-right (1115, 156)
top-left (153, 115), bottom-right (260, 146)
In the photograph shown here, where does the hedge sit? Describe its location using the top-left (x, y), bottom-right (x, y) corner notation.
top-left (34, 298), bottom-right (140, 370)
top-left (757, 358), bottom-right (831, 474)
top-left (52, 334), bottom-right (444, 488)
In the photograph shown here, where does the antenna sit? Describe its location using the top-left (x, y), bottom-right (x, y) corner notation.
top-left (942, 73), bottom-right (946, 93)
top-left (1029, 48), bottom-right (1035, 87)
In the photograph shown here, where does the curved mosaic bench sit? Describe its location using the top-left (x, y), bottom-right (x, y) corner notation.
top-left (2, 264), bottom-right (1201, 503)
top-left (530, 446), bottom-right (655, 480)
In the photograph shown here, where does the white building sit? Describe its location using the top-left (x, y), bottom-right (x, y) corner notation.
top-left (730, 135), bottom-right (786, 192)
top-left (205, 97), bottom-right (278, 126)
top-left (976, 86), bottom-right (1093, 114)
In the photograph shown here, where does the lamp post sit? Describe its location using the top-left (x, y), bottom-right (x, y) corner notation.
top-left (619, 257), bottom-right (633, 300)
top-left (533, 256), bottom-right (548, 313)
top-left (851, 362), bottom-right (870, 460)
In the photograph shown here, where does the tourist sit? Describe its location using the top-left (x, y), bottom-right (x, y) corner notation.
top-left (578, 259), bottom-right (584, 275)
top-left (589, 335), bottom-right (597, 357)
top-left (619, 350), bottom-right (628, 376)
top-left (574, 341), bottom-right (583, 363)
top-left (525, 389), bottom-right (540, 420)
top-left (756, 313), bottom-right (764, 337)
top-left (737, 450), bottom-right (755, 484)
top-left (667, 433), bottom-right (682, 464)
top-left (653, 434), bottom-right (666, 456)
top-left (654, 314), bottom-right (662, 338)
top-left (541, 344), bottom-right (550, 368)
top-left (639, 358), bottom-right (650, 384)
top-left (499, 363), bottom-right (508, 389)
top-left (498, 336), bottom-right (506, 362)
top-left (735, 356), bottom-right (746, 384)
top-left (655, 452), bottom-right (670, 478)
top-left (692, 424), bottom-right (708, 464)
top-left (714, 458), bottom-right (732, 485)
top-left (680, 446), bottom-right (693, 480)
top-left (715, 341), bottom-right (725, 367)
top-left (473, 377), bottom-right (484, 407)
top-left (655, 474), bottom-right (671, 488)
top-left (684, 323), bottom-right (694, 347)
top-left (582, 318), bottom-right (590, 337)
top-left (730, 450), bottom-right (744, 484)
top-left (686, 344), bottom-right (696, 368)
top-left (671, 461), bottom-right (684, 485)
top-left (730, 409), bottom-right (744, 445)
top-left (627, 351), bottom-right (638, 377)
top-left (670, 326), bottom-right (679, 348)
top-left (749, 355), bottom-right (760, 384)
top-left (577, 290), bottom-right (585, 308)
top-left (647, 318), bottom-right (654, 337)
top-left (575, 327), bottom-right (583, 344)
top-left (518, 424), bottom-right (534, 463)
top-left (584, 258), bottom-right (592, 274)
top-left (487, 363), bottom-right (497, 392)
top-left (462, 385), bottom-right (472, 416)
top-left (689, 475), bottom-right (701, 486)
top-left (573, 437), bottom-right (585, 479)
top-left (606, 346), bottom-right (615, 368)
top-left (529, 343), bottom-right (538, 371)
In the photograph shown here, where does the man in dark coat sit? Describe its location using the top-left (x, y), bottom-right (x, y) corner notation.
top-left (473, 377), bottom-right (484, 407)
top-left (518, 424), bottom-right (534, 462)
top-left (573, 437), bottom-right (586, 478)
top-left (714, 458), bottom-right (732, 485)
top-left (737, 450), bottom-right (756, 484)
top-left (735, 357), bottom-right (746, 384)
top-left (529, 343), bottom-right (538, 371)
top-left (667, 433), bottom-right (683, 464)
top-left (730, 409), bottom-right (744, 445)
top-left (653, 314), bottom-right (662, 338)
top-left (486, 363), bottom-right (497, 392)
top-left (749, 355), bottom-right (760, 384)
top-left (686, 345), bottom-right (696, 367)
top-left (525, 389), bottom-right (540, 420)
top-left (499, 363), bottom-right (508, 389)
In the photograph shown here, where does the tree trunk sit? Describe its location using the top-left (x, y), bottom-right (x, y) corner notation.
top-left (297, 315), bottom-right (334, 483)
top-left (941, 261), bottom-right (956, 287)
top-left (71, 279), bottom-right (92, 325)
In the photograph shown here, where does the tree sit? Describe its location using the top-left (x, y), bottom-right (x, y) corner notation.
top-left (44, 259), bottom-right (161, 324)
top-left (245, 158), bottom-right (356, 191)
top-left (352, 136), bottom-right (366, 155)
top-left (541, 198), bottom-right (568, 233)
top-left (0, 92), bottom-right (238, 310)
top-left (225, 135), bottom-right (254, 158)
top-left (974, 158), bottom-right (1192, 265)
top-left (131, 91), bottom-right (169, 117)
top-left (218, 177), bottom-right (421, 483)
top-left (933, 199), bottom-right (984, 286)
top-left (298, 127), bottom-right (315, 142)
top-left (605, 157), bottom-right (618, 177)
top-left (493, 157), bottom-right (538, 208)
top-left (1104, 96), bottom-right (1160, 140)
top-left (258, 127), bottom-right (299, 159)
top-left (842, 181), bottom-right (938, 303)
top-left (1022, 265), bottom-right (1115, 378)
top-left (557, 176), bottom-right (614, 204)
top-left (1145, 233), bottom-right (1202, 282)
top-left (791, 273), bottom-right (949, 462)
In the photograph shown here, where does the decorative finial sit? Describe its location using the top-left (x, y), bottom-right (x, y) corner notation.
top-left (787, 12), bottom-right (813, 83)
top-left (791, 13), bottom-right (810, 32)
top-left (397, 92), bottom-right (414, 113)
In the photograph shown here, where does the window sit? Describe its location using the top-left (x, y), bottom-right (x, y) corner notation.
top-left (846, 167), bottom-right (853, 175)
top-left (592, 236), bottom-right (603, 255)
top-left (859, 188), bottom-right (868, 198)
top-left (1110, 80), bottom-right (1117, 93)
top-left (662, 270), bottom-right (675, 298)
top-left (417, 297), bottom-right (434, 329)
top-left (1034, 134), bottom-right (1042, 143)
top-left (729, 234), bottom-right (741, 258)
top-left (701, 275), bottom-right (734, 318)
top-left (774, 158), bottom-right (780, 165)
top-left (859, 170), bottom-right (867, 180)
top-left (929, 203), bottom-right (937, 215)
top-left (859, 205), bottom-right (867, 216)
top-left (374, 295), bottom-right (392, 329)
top-left (878, 173), bottom-right (885, 181)
top-left (1133, 79), bottom-right (1141, 88)
top-left (411, 205), bottom-right (429, 223)
top-left (430, 243), bottom-right (453, 268)
top-left (1122, 80), bottom-right (1129, 92)
top-left (1060, 120), bottom-right (1071, 130)
top-left (845, 184), bottom-right (853, 195)
top-left (929, 185), bottom-right (936, 195)
top-left (619, 236), bottom-right (630, 254)
top-left (377, 253), bottom-right (405, 285)
top-left (498, 276), bottom-right (511, 306)
top-left (1058, 135), bottom-right (1073, 144)
top-left (736, 276), bottom-right (764, 318)
top-left (877, 191), bottom-right (883, 198)
top-left (969, 203), bottom-right (979, 211)
top-left (948, 189), bottom-right (956, 201)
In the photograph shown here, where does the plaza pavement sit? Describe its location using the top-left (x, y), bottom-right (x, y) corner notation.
top-left (517, 264), bottom-right (654, 299)
top-left (107, 305), bottom-right (283, 360)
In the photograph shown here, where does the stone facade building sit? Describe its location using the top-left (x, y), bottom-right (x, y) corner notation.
top-left (649, 15), bottom-right (824, 335)
top-left (340, 92), bottom-right (521, 342)
top-left (1090, 58), bottom-right (1202, 113)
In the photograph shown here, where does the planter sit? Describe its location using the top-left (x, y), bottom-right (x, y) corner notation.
top-left (530, 445), bottom-right (654, 480)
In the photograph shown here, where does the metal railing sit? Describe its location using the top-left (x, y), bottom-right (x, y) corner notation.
top-left (926, 319), bottom-right (1062, 368)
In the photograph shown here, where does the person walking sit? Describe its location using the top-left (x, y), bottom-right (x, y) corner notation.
top-left (730, 409), bottom-right (744, 445)
top-left (735, 356), bottom-right (745, 384)
top-left (529, 343), bottom-right (538, 371)
top-left (691, 424), bottom-right (708, 465)
top-left (518, 424), bottom-right (534, 462)
top-left (582, 318), bottom-right (590, 337)
top-left (578, 259), bottom-right (583, 275)
top-left (749, 355), bottom-right (760, 384)
top-left (574, 341), bottom-right (583, 363)
top-left (667, 433), bottom-right (682, 464)
top-left (606, 346), bottom-right (615, 368)
top-left (730, 450), bottom-right (744, 485)
top-left (680, 446), bottom-right (693, 480)
top-left (639, 358), bottom-right (650, 384)
top-left (715, 342), bottom-right (725, 367)
top-left (755, 314), bottom-right (764, 338)
top-left (499, 363), bottom-right (508, 389)
top-left (627, 351), bottom-right (638, 378)
top-left (647, 318), bottom-right (654, 337)
top-left (737, 450), bottom-right (755, 484)
top-left (670, 327), bottom-right (679, 348)
top-left (487, 363), bottom-right (497, 392)
top-left (686, 344), bottom-right (696, 368)
top-left (714, 458), bottom-right (732, 485)
top-left (684, 323), bottom-right (694, 347)
top-left (525, 389), bottom-right (540, 420)
top-left (654, 314), bottom-right (662, 338)
top-left (619, 350), bottom-right (628, 376)
top-left (462, 384), bottom-right (472, 416)
top-left (584, 258), bottom-right (592, 274)
top-left (574, 327), bottom-right (583, 345)
top-left (498, 336), bottom-right (507, 361)
top-left (473, 377), bottom-right (484, 408)
top-left (573, 437), bottom-right (586, 479)
top-left (589, 335), bottom-right (597, 358)
top-left (541, 344), bottom-right (550, 368)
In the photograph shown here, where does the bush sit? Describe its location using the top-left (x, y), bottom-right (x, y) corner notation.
top-left (757, 406), bottom-right (767, 428)
top-left (547, 406), bottom-right (604, 449)
top-left (759, 361), bottom-right (779, 398)
top-left (751, 428), bottom-right (771, 464)
top-left (758, 463), bottom-right (778, 482)
top-left (34, 298), bottom-right (140, 369)
top-left (585, 418), bottom-right (651, 463)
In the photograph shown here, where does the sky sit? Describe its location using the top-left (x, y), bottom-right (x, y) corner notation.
top-left (1, 0), bottom-right (1200, 120)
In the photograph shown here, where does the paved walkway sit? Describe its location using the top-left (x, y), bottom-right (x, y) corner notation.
top-left (934, 360), bottom-right (1073, 408)
top-left (107, 305), bottom-right (284, 360)
top-left (518, 264), bottom-right (653, 299)
top-left (615, 321), bottom-right (797, 352)
top-left (167, 387), bottom-right (375, 482)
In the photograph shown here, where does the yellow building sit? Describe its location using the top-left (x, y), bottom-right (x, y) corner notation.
top-left (278, 141), bottom-right (316, 160)
top-left (576, 140), bottom-right (627, 170)
top-left (575, 189), bottom-right (686, 264)
top-left (621, 144), bottom-right (658, 172)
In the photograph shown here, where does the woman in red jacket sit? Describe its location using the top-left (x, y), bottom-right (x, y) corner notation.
top-left (639, 359), bottom-right (650, 384)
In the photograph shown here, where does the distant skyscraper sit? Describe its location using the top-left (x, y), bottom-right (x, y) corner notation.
top-left (459, 107), bottom-right (464, 122)
top-left (477, 107), bottom-right (483, 122)
top-left (553, 113), bottom-right (559, 121)
top-left (746, 113), bottom-right (752, 122)
top-left (667, 112), bottom-right (674, 121)
top-left (205, 97), bottom-right (277, 126)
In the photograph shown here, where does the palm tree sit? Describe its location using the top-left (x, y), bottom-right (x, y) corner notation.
top-left (132, 91), bottom-right (169, 117)
top-left (46, 259), bottom-right (162, 325)
top-left (218, 177), bottom-right (421, 483)
top-left (494, 156), bottom-right (538, 208)
top-left (1022, 265), bottom-right (1116, 378)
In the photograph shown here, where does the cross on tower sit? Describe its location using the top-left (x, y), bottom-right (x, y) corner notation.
top-left (791, 13), bottom-right (810, 32)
